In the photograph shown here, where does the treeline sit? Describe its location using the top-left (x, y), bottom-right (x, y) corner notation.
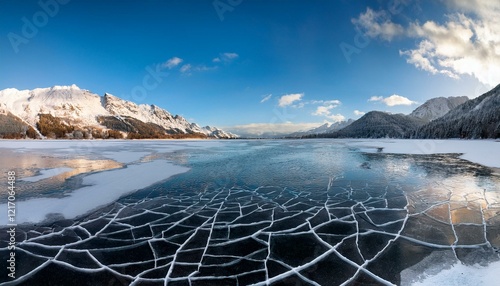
top-left (127, 132), bottom-right (207, 139)
top-left (0, 113), bottom-right (38, 139)
top-left (5, 113), bottom-right (207, 140)
top-left (35, 114), bottom-right (124, 139)
top-left (98, 115), bottom-right (207, 139)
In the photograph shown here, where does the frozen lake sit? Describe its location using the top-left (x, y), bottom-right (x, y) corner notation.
top-left (0, 139), bottom-right (499, 285)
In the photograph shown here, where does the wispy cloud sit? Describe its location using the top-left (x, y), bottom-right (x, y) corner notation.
top-left (311, 100), bottom-right (341, 106)
top-left (213, 52), bottom-right (239, 63)
top-left (179, 64), bottom-right (217, 76)
top-left (162, 57), bottom-right (183, 69)
top-left (162, 55), bottom-right (222, 76)
top-left (278, 93), bottom-right (303, 107)
top-left (352, 8), bottom-right (404, 41)
top-left (180, 64), bottom-right (191, 73)
top-left (260, 94), bottom-right (272, 103)
top-left (369, 94), bottom-right (417, 106)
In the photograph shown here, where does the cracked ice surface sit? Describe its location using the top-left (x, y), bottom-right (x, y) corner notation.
top-left (0, 139), bottom-right (499, 286)
top-left (1, 183), bottom-right (414, 285)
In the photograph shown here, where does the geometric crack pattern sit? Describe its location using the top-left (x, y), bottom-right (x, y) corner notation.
top-left (1, 141), bottom-right (499, 286)
top-left (2, 176), bottom-right (499, 286)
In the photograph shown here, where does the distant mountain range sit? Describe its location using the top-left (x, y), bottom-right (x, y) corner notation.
top-left (288, 119), bottom-right (355, 137)
top-left (298, 83), bottom-right (500, 139)
top-left (0, 85), bottom-right (237, 139)
top-left (1, 83), bottom-right (498, 140)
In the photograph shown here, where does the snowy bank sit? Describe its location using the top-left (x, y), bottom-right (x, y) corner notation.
top-left (0, 160), bottom-right (189, 225)
top-left (347, 139), bottom-right (500, 168)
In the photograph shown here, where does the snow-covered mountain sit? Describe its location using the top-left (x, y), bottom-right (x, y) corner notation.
top-left (288, 119), bottom-right (354, 137)
top-left (414, 84), bottom-right (500, 139)
top-left (409, 96), bottom-right (469, 122)
top-left (0, 85), bottom-right (237, 139)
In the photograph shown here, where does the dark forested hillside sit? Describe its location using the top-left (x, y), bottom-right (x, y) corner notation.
top-left (307, 111), bottom-right (426, 138)
top-left (413, 84), bottom-right (500, 139)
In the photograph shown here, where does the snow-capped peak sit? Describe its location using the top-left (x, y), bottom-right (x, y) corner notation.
top-left (0, 86), bottom-right (238, 138)
top-left (409, 96), bottom-right (468, 122)
top-left (51, 84), bottom-right (81, 90)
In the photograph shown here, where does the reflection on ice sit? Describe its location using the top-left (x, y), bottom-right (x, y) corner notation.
top-left (20, 167), bottom-right (73, 182)
top-left (406, 174), bottom-right (500, 249)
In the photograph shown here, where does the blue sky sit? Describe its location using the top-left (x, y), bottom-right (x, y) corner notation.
top-left (1, 0), bottom-right (498, 135)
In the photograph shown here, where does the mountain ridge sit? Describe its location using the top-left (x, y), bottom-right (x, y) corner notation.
top-left (304, 111), bottom-right (426, 138)
top-left (0, 85), bottom-right (237, 139)
top-left (299, 85), bottom-right (498, 139)
top-left (409, 96), bottom-right (469, 121)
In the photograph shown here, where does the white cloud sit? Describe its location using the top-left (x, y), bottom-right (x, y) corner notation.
top-left (352, 8), bottom-right (404, 41)
top-left (180, 64), bottom-right (191, 73)
top-left (312, 101), bottom-right (345, 122)
top-left (369, 94), bottom-right (417, 106)
top-left (353, 2), bottom-right (500, 86)
top-left (278, 93), bottom-right (303, 107)
top-left (260, 94), bottom-right (272, 103)
top-left (162, 57), bottom-right (183, 69)
top-left (313, 105), bottom-right (333, 116)
top-left (354, 110), bottom-right (365, 116)
top-left (212, 57), bottom-right (221, 63)
top-left (404, 8), bottom-right (500, 86)
top-left (226, 122), bottom-right (321, 137)
top-left (324, 114), bottom-right (346, 122)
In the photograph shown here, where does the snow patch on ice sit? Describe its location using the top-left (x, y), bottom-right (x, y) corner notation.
top-left (21, 167), bottom-right (73, 182)
top-left (0, 160), bottom-right (189, 225)
top-left (101, 151), bottom-right (151, 163)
